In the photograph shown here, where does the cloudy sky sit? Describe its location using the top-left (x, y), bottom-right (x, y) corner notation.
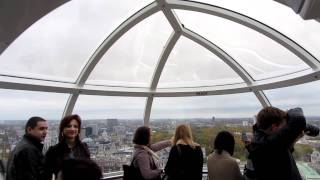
top-left (0, 0), bottom-right (320, 120)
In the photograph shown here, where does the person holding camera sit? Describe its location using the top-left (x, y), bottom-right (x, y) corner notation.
top-left (246, 107), bottom-right (308, 180)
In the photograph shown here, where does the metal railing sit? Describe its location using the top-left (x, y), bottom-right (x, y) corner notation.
top-left (102, 170), bottom-right (209, 180)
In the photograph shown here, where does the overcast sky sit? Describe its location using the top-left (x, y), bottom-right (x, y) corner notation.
top-left (0, 0), bottom-right (320, 121)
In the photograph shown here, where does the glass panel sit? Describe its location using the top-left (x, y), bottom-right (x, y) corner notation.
top-left (192, 0), bottom-right (320, 62)
top-left (0, 89), bottom-right (68, 120)
top-left (0, 90), bottom-right (67, 172)
top-left (176, 10), bottom-right (310, 80)
top-left (87, 12), bottom-right (172, 87)
top-left (73, 95), bottom-right (146, 173)
top-left (151, 93), bottom-right (262, 119)
top-left (265, 81), bottom-right (320, 117)
top-left (0, 0), bottom-right (152, 82)
top-left (73, 95), bottom-right (146, 121)
top-left (158, 36), bottom-right (243, 88)
top-left (151, 93), bottom-right (262, 171)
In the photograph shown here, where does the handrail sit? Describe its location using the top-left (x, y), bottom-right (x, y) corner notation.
top-left (101, 170), bottom-right (209, 180)
top-left (102, 171), bottom-right (123, 180)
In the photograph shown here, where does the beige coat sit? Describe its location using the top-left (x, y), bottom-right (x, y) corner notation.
top-left (133, 140), bottom-right (171, 180)
top-left (207, 151), bottom-right (243, 180)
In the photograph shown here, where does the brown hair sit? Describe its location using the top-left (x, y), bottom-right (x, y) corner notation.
top-left (59, 114), bottom-right (82, 142)
top-left (256, 107), bottom-right (286, 130)
top-left (133, 126), bottom-right (151, 146)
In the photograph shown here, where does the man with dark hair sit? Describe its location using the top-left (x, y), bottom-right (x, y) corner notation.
top-left (246, 107), bottom-right (306, 180)
top-left (6, 116), bottom-right (48, 180)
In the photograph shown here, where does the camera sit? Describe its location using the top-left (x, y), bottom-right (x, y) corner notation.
top-left (304, 124), bottom-right (319, 137)
top-left (287, 107), bottom-right (319, 137)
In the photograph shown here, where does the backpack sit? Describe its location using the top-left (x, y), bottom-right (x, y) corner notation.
top-left (123, 157), bottom-right (143, 180)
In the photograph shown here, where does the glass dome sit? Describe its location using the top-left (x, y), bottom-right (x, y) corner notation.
top-left (1, 0), bottom-right (320, 178)
top-left (1, 0), bottom-right (319, 122)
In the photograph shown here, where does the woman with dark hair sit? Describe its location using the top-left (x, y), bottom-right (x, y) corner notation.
top-left (164, 124), bottom-right (203, 180)
top-left (207, 131), bottom-right (243, 180)
top-left (132, 126), bottom-right (171, 180)
top-left (45, 114), bottom-right (90, 179)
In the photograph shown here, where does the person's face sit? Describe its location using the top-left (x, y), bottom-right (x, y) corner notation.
top-left (63, 119), bottom-right (79, 140)
top-left (27, 121), bottom-right (48, 142)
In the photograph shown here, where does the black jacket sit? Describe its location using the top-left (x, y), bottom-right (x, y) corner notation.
top-left (44, 140), bottom-right (90, 179)
top-left (6, 134), bottom-right (45, 180)
top-left (247, 108), bottom-right (306, 180)
top-left (165, 144), bottom-right (203, 180)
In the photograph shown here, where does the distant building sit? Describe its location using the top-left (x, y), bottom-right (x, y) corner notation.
top-left (0, 133), bottom-right (10, 161)
top-left (101, 130), bottom-right (109, 141)
top-left (80, 127), bottom-right (86, 140)
top-left (212, 116), bottom-right (215, 126)
top-left (98, 128), bottom-right (108, 135)
top-left (107, 119), bottom-right (119, 132)
top-left (85, 127), bottom-right (93, 137)
top-left (86, 124), bottom-right (98, 136)
top-left (310, 150), bottom-right (320, 175)
top-left (253, 115), bottom-right (257, 124)
top-left (242, 121), bottom-right (249, 126)
top-left (113, 126), bottom-right (126, 137)
top-left (311, 150), bottom-right (320, 165)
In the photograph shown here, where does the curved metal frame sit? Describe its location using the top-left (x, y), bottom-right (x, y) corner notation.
top-left (62, 2), bottom-right (161, 117)
top-left (63, 0), bottom-right (320, 121)
top-left (166, 0), bottom-right (320, 70)
top-left (0, 0), bottom-right (319, 123)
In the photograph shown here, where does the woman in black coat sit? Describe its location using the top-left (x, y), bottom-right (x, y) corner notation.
top-left (45, 114), bottom-right (90, 179)
top-left (164, 124), bottom-right (203, 180)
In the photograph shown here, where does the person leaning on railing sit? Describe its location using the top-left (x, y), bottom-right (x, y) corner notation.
top-left (164, 124), bottom-right (203, 180)
top-left (207, 131), bottom-right (243, 180)
top-left (131, 126), bottom-right (171, 180)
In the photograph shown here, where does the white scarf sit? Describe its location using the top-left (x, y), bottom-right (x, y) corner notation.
top-left (135, 144), bottom-right (161, 168)
top-left (135, 144), bottom-right (160, 160)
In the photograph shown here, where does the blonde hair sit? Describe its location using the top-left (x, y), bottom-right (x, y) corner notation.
top-left (173, 124), bottom-right (197, 148)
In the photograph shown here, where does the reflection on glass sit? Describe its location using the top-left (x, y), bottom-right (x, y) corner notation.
top-left (0, 0), bottom-right (153, 82)
top-left (73, 95), bottom-right (146, 120)
top-left (191, 0), bottom-right (320, 60)
top-left (0, 89), bottom-right (68, 120)
top-left (87, 12), bottom-right (172, 87)
top-left (158, 36), bottom-right (243, 88)
top-left (175, 10), bottom-right (309, 80)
